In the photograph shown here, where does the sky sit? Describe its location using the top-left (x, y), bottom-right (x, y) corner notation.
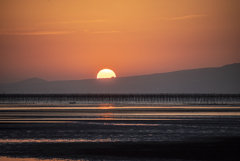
top-left (0, 0), bottom-right (239, 83)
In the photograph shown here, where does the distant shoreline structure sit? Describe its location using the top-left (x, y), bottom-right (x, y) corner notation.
top-left (1, 93), bottom-right (240, 105)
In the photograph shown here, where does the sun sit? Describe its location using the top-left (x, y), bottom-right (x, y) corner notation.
top-left (97, 69), bottom-right (116, 79)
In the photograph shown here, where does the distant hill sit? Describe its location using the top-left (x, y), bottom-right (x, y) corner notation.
top-left (16, 77), bottom-right (47, 84)
top-left (0, 63), bottom-right (240, 94)
top-left (13, 77), bottom-right (47, 86)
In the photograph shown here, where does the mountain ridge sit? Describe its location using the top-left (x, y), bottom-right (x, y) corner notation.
top-left (7, 63), bottom-right (240, 83)
top-left (16, 77), bottom-right (47, 84)
top-left (0, 63), bottom-right (239, 94)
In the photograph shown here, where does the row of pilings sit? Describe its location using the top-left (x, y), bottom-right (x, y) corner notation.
top-left (0, 94), bottom-right (240, 104)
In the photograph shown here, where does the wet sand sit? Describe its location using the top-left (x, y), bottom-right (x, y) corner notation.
top-left (1, 102), bottom-right (240, 107)
top-left (1, 137), bottom-right (240, 160)
top-left (1, 119), bottom-right (240, 161)
top-left (1, 103), bottom-right (240, 161)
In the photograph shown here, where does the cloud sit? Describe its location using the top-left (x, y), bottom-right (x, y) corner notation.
top-left (172, 14), bottom-right (208, 20)
top-left (41, 19), bottom-right (108, 25)
top-left (84, 30), bottom-right (121, 34)
top-left (0, 30), bottom-right (76, 35)
top-left (156, 14), bottom-right (209, 20)
top-left (63, 19), bottom-right (107, 23)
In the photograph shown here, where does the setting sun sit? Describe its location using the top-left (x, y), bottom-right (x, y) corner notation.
top-left (97, 69), bottom-right (116, 79)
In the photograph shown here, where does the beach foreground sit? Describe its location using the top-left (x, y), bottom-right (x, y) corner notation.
top-left (0, 100), bottom-right (240, 161)
top-left (1, 137), bottom-right (240, 161)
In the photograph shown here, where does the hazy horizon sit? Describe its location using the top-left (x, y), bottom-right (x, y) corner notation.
top-left (2, 62), bottom-right (239, 84)
top-left (1, 63), bottom-right (239, 94)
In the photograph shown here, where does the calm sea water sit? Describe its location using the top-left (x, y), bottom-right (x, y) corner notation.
top-left (1, 104), bottom-right (240, 161)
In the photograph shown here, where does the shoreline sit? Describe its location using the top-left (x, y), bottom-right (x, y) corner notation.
top-left (1, 102), bottom-right (240, 107)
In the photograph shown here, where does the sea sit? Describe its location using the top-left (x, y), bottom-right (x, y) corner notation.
top-left (0, 95), bottom-right (240, 161)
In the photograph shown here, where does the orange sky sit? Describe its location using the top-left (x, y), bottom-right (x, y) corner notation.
top-left (0, 0), bottom-right (239, 83)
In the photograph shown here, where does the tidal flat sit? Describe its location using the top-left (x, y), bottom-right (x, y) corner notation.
top-left (0, 104), bottom-right (240, 160)
top-left (0, 94), bottom-right (240, 160)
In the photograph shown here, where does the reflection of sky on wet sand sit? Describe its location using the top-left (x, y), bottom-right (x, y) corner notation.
top-left (1, 106), bottom-right (240, 110)
top-left (0, 157), bottom-right (88, 161)
top-left (0, 104), bottom-right (240, 123)
top-left (1, 105), bottom-right (240, 161)
top-left (93, 122), bottom-right (159, 126)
